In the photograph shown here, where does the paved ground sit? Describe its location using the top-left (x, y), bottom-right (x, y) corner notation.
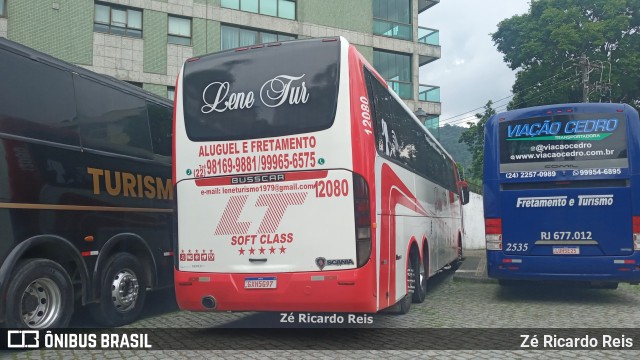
top-left (7, 251), bottom-right (640, 359)
top-left (453, 249), bottom-right (490, 282)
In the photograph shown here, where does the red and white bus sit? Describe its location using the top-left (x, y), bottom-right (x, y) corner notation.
top-left (172, 37), bottom-right (469, 314)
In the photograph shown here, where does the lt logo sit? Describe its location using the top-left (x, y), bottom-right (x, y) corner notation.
top-left (214, 193), bottom-right (307, 235)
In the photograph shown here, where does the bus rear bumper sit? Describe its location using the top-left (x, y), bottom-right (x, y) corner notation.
top-left (487, 252), bottom-right (640, 282)
top-left (174, 267), bottom-right (378, 313)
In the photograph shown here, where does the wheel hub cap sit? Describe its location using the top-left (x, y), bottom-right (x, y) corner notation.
top-left (110, 269), bottom-right (139, 312)
top-left (21, 278), bottom-right (62, 329)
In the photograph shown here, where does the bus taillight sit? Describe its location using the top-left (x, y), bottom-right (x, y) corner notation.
top-left (353, 173), bottom-right (372, 267)
top-left (485, 218), bottom-right (502, 251)
top-left (633, 216), bottom-right (640, 250)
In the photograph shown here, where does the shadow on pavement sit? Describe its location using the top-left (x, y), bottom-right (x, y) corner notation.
top-left (69, 287), bottom-right (179, 327)
top-left (494, 281), bottom-right (633, 304)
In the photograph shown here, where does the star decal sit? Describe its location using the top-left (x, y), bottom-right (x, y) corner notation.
top-left (269, 246), bottom-right (276, 254)
top-left (279, 246), bottom-right (286, 254)
top-left (259, 247), bottom-right (266, 254)
top-left (249, 247), bottom-right (255, 255)
top-left (238, 247), bottom-right (245, 255)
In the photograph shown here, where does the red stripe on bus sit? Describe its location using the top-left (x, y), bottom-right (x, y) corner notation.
top-left (379, 163), bottom-right (430, 308)
top-left (285, 170), bottom-right (329, 181)
top-left (348, 46), bottom-right (380, 308)
top-left (172, 73), bottom-right (180, 186)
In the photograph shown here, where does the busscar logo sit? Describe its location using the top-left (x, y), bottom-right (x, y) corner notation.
top-left (7, 330), bottom-right (39, 348)
top-left (315, 257), bottom-right (326, 270)
top-left (231, 173), bottom-right (285, 185)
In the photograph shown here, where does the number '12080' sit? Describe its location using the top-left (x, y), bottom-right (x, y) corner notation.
top-left (315, 179), bottom-right (349, 198)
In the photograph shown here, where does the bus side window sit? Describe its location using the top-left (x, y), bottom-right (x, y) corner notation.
top-left (74, 75), bottom-right (154, 159)
top-left (0, 49), bottom-right (80, 146)
top-left (147, 101), bottom-right (172, 157)
top-left (380, 118), bottom-right (389, 155)
top-left (380, 119), bottom-right (400, 158)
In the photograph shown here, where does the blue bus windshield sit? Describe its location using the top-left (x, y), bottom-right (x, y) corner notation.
top-left (499, 113), bottom-right (627, 174)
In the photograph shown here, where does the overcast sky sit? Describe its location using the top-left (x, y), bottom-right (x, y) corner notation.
top-left (419, 0), bottom-right (530, 127)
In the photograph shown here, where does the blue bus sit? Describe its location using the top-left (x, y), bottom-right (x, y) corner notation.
top-left (483, 103), bottom-right (640, 287)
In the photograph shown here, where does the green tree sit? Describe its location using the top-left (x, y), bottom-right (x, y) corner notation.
top-left (437, 124), bottom-right (472, 172)
top-left (459, 101), bottom-right (495, 181)
top-left (492, 0), bottom-right (640, 109)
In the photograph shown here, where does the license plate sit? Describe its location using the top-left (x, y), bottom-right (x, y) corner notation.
top-left (244, 277), bottom-right (277, 289)
top-left (553, 247), bottom-right (580, 255)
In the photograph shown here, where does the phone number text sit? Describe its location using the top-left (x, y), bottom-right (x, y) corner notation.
top-left (505, 171), bottom-right (557, 179)
top-left (571, 168), bottom-right (622, 176)
top-left (194, 152), bottom-right (316, 177)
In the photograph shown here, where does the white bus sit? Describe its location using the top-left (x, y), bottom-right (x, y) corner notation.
top-left (173, 37), bottom-right (469, 314)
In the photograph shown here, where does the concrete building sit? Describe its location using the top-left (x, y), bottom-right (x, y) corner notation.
top-left (0, 0), bottom-right (441, 128)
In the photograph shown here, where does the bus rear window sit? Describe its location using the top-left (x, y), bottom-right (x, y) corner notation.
top-left (499, 114), bottom-right (628, 172)
top-left (182, 39), bottom-right (340, 142)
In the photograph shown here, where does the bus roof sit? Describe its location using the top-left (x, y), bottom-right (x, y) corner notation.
top-left (186, 36), bottom-right (345, 63)
top-left (0, 37), bottom-right (172, 107)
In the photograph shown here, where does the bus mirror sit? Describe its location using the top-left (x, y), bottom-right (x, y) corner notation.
top-left (458, 181), bottom-right (470, 205)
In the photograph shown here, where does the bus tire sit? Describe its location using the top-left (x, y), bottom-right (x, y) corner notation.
top-left (89, 253), bottom-right (147, 327)
top-left (397, 255), bottom-right (415, 314)
top-left (397, 294), bottom-right (412, 314)
top-left (450, 238), bottom-right (463, 271)
top-left (5, 258), bottom-right (74, 329)
top-left (412, 253), bottom-right (427, 304)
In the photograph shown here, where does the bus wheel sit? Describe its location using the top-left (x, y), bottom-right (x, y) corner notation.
top-left (5, 258), bottom-right (74, 329)
top-left (397, 256), bottom-right (415, 314)
top-left (90, 253), bottom-right (147, 327)
top-left (452, 238), bottom-right (463, 270)
top-left (412, 253), bottom-right (427, 304)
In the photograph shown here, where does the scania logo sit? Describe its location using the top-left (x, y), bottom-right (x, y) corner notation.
top-left (315, 257), bottom-right (355, 270)
top-left (315, 257), bottom-right (326, 270)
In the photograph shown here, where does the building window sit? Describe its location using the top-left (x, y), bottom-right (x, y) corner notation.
top-left (168, 16), bottom-right (192, 46)
top-left (424, 115), bottom-right (439, 131)
top-left (221, 0), bottom-right (296, 20)
top-left (0, 0), bottom-right (6, 17)
top-left (167, 86), bottom-right (175, 101)
top-left (373, 49), bottom-right (412, 100)
top-left (221, 25), bottom-right (295, 50)
top-left (125, 81), bottom-right (143, 88)
top-left (94, 2), bottom-right (143, 38)
top-left (373, 0), bottom-right (411, 40)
